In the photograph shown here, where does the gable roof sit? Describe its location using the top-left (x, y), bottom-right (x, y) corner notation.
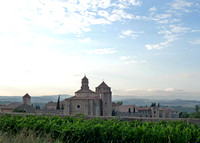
top-left (97, 81), bottom-right (109, 88)
top-left (23, 93), bottom-right (31, 98)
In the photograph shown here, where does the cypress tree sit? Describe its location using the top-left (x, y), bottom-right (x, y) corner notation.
top-left (56, 95), bottom-right (60, 110)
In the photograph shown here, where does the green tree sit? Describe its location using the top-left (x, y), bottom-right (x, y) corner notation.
top-left (116, 101), bottom-right (123, 105)
top-left (195, 105), bottom-right (199, 113)
top-left (35, 105), bottom-right (40, 109)
top-left (179, 112), bottom-right (190, 118)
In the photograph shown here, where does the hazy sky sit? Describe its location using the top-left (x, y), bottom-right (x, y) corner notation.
top-left (0, 0), bottom-right (200, 99)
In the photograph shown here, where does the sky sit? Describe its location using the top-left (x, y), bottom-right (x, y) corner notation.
top-left (0, 0), bottom-right (200, 99)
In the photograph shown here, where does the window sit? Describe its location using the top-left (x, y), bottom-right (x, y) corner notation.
top-left (77, 105), bottom-right (80, 109)
top-left (105, 102), bottom-right (107, 105)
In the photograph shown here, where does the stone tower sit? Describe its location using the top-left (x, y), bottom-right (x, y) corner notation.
top-left (23, 93), bottom-right (31, 105)
top-left (96, 81), bottom-right (112, 116)
top-left (81, 76), bottom-right (89, 90)
top-left (151, 106), bottom-right (159, 118)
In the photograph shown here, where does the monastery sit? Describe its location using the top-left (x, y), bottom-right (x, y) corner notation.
top-left (0, 76), bottom-right (179, 118)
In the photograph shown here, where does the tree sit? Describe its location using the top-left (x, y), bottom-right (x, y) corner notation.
top-left (133, 107), bottom-right (135, 113)
top-left (35, 105), bottom-right (40, 109)
top-left (128, 108), bottom-right (131, 114)
top-left (117, 101), bottom-right (123, 105)
top-left (151, 102), bottom-right (156, 107)
top-left (179, 112), bottom-right (190, 118)
top-left (56, 95), bottom-right (60, 110)
top-left (195, 105), bottom-right (199, 113)
top-left (112, 110), bottom-right (116, 116)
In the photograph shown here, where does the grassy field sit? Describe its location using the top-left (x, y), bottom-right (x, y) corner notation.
top-left (0, 114), bottom-right (199, 143)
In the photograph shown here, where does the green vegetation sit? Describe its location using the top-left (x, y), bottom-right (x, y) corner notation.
top-left (0, 129), bottom-right (61, 143)
top-left (0, 114), bottom-right (199, 143)
top-left (179, 105), bottom-right (200, 118)
top-left (13, 109), bottom-right (26, 113)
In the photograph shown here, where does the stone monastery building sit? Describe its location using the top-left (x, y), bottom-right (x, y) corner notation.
top-left (63, 76), bottom-right (112, 116)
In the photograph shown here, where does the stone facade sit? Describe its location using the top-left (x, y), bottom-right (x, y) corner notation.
top-left (0, 93), bottom-right (35, 113)
top-left (112, 103), bottom-right (179, 118)
top-left (23, 93), bottom-right (31, 105)
top-left (63, 76), bottom-right (112, 116)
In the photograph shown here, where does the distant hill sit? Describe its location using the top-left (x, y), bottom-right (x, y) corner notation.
top-left (0, 94), bottom-right (71, 104)
top-left (112, 95), bottom-right (200, 107)
top-left (0, 95), bottom-right (199, 112)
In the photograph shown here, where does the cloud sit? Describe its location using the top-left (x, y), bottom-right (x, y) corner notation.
top-left (149, 7), bottom-right (157, 12)
top-left (108, 10), bottom-right (133, 21)
top-left (169, 25), bottom-right (190, 33)
top-left (119, 56), bottom-right (133, 60)
top-left (165, 88), bottom-right (175, 92)
top-left (120, 30), bottom-right (143, 39)
top-left (119, 55), bottom-right (146, 64)
top-left (191, 30), bottom-right (200, 33)
top-left (155, 14), bottom-right (172, 19)
top-left (78, 38), bottom-right (92, 43)
top-left (190, 39), bottom-right (200, 45)
top-left (125, 60), bottom-right (137, 64)
top-left (171, 0), bottom-right (193, 12)
top-left (0, 0), bottom-right (142, 36)
top-left (87, 48), bottom-right (116, 55)
top-left (118, 0), bottom-right (142, 7)
top-left (146, 40), bottom-right (171, 50)
top-left (146, 24), bottom-right (190, 50)
top-left (125, 60), bottom-right (146, 64)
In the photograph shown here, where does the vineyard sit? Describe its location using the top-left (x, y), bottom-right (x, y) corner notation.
top-left (0, 114), bottom-right (200, 143)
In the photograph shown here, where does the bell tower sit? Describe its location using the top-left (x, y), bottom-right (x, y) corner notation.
top-left (81, 76), bottom-right (89, 90)
top-left (96, 81), bottom-right (112, 116)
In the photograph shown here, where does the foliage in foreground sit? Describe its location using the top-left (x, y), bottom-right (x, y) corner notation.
top-left (0, 114), bottom-right (199, 143)
top-left (0, 129), bottom-right (61, 143)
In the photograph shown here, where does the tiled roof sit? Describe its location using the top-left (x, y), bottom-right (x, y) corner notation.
top-left (119, 105), bottom-right (136, 112)
top-left (0, 103), bottom-right (22, 109)
top-left (45, 101), bottom-right (57, 106)
top-left (23, 93), bottom-right (31, 98)
top-left (66, 95), bottom-right (100, 100)
top-left (97, 81), bottom-right (109, 88)
top-left (136, 107), bottom-right (151, 111)
top-left (75, 89), bottom-right (96, 93)
top-left (160, 107), bottom-right (178, 112)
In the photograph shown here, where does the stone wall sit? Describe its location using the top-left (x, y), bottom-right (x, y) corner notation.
top-left (36, 109), bottom-right (63, 115)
